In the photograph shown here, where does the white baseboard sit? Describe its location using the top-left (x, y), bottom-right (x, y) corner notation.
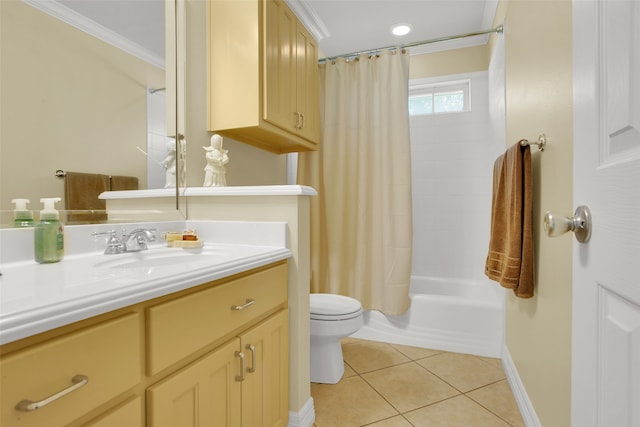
top-left (288, 397), bottom-right (315, 427)
top-left (502, 345), bottom-right (542, 427)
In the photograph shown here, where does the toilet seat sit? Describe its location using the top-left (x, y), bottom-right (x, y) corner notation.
top-left (310, 293), bottom-right (362, 321)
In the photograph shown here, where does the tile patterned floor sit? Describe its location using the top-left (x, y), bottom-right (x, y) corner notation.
top-left (311, 338), bottom-right (524, 427)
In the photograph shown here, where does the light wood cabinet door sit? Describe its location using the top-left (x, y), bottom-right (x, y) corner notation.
top-left (264, 0), bottom-right (297, 134)
top-left (147, 338), bottom-right (243, 427)
top-left (295, 23), bottom-right (320, 143)
top-left (240, 309), bottom-right (289, 427)
top-left (147, 310), bottom-right (288, 427)
top-left (264, 0), bottom-right (319, 143)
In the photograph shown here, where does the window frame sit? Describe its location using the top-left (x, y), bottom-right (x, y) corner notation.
top-left (408, 79), bottom-right (471, 116)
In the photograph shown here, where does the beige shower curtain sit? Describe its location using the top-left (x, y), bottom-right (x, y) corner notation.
top-left (298, 50), bottom-right (412, 315)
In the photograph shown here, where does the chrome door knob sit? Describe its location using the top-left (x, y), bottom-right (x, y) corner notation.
top-left (544, 205), bottom-right (592, 243)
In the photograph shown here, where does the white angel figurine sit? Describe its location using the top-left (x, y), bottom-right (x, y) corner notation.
top-left (203, 134), bottom-right (229, 187)
top-left (161, 140), bottom-right (177, 188)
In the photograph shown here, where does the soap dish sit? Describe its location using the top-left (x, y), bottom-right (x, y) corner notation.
top-left (167, 239), bottom-right (204, 248)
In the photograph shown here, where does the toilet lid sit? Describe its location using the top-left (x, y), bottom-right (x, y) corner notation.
top-left (310, 293), bottom-right (362, 321)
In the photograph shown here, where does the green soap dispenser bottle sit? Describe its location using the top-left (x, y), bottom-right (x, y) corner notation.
top-left (11, 198), bottom-right (35, 227)
top-left (34, 197), bottom-right (64, 264)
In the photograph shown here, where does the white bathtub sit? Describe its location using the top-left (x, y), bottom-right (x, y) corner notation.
top-left (350, 276), bottom-right (505, 358)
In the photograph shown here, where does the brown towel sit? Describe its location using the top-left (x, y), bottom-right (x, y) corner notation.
top-left (110, 175), bottom-right (139, 191)
top-left (64, 172), bottom-right (109, 224)
top-left (485, 143), bottom-right (534, 298)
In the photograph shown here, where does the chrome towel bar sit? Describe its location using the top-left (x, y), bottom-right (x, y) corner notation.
top-left (518, 134), bottom-right (547, 152)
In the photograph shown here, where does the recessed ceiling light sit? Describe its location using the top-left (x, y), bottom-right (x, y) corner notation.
top-left (391, 23), bottom-right (412, 36)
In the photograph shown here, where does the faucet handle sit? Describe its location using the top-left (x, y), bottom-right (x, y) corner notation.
top-left (92, 230), bottom-right (118, 243)
top-left (128, 228), bottom-right (157, 241)
top-left (125, 228), bottom-right (157, 251)
top-left (92, 230), bottom-right (124, 255)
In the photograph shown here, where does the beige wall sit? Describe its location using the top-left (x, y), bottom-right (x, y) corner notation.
top-left (494, 1), bottom-right (574, 426)
top-left (0, 1), bottom-right (164, 215)
top-left (409, 44), bottom-right (490, 79)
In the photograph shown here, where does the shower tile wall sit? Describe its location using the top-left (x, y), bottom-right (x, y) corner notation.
top-left (409, 71), bottom-right (505, 281)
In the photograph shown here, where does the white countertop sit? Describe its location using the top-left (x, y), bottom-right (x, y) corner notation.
top-left (99, 185), bottom-right (318, 199)
top-left (0, 220), bottom-right (291, 345)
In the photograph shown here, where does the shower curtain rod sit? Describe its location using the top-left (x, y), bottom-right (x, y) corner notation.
top-left (318, 24), bottom-right (503, 63)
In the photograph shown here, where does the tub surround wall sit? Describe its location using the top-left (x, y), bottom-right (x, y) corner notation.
top-left (409, 71), bottom-right (504, 281)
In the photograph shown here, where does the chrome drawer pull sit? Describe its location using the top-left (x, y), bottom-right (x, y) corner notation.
top-left (235, 351), bottom-right (245, 382)
top-left (16, 374), bottom-right (89, 412)
top-left (246, 344), bottom-right (256, 373)
top-left (231, 299), bottom-right (255, 311)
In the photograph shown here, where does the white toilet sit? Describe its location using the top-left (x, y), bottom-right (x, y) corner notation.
top-left (310, 293), bottom-right (363, 384)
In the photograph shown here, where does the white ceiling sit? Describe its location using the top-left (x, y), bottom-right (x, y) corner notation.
top-left (286, 0), bottom-right (499, 59)
top-left (56, 0), bottom-right (165, 59)
top-left (41, 0), bottom-right (497, 64)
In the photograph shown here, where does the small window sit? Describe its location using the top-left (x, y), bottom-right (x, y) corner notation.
top-left (409, 80), bottom-right (470, 116)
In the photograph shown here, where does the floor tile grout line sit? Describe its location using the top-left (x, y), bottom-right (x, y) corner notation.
top-left (410, 356), bottom-right (508, 396)
top-left (359, 359), bottom-right (513, 424)
top-left (353, 359), bottom-right (474, 422)
top-left (346, 360), bottom-right (404, 422)
top-left (321, 339), bottom-right (521, 427)
top-left (464, 380), bottom-right (519, 427)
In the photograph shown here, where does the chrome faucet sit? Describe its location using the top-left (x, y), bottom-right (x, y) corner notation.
top-left (93, 228), bottom-right (157, 255)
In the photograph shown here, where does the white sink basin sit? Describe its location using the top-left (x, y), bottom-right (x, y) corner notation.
top-left (91, 246), bottom-right (231, 270)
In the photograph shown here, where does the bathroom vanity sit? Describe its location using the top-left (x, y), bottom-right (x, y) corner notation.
top-left (0, 221), bottom-right (291, 426)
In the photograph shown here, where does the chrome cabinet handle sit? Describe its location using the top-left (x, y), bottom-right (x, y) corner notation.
top-left (16, 374), bottom-right (88, 412)
top-left (246, 344), bottom-right (256, 373)
top-left (231, 299), bottom-right (255, 311)
top-left (235, 351), bottom-right (245, 382)
top-left (299, 112), bottom-right (305, 129)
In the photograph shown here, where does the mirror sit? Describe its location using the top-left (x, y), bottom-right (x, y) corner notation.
top-left (0, 0), bottom-right (184, 226)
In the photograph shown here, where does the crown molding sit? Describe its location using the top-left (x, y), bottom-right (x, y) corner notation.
top-left (285, 0), bottom-right (330, 40)
top-left (408, 34), bottom-right (490, 56)
top-left (21, 0), bottom-right (164, 69)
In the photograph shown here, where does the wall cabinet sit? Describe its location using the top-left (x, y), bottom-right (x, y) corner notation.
top-left (207, 0), bottom-right (319, 154)
top-left (0, 262), bottom-right (288, 427)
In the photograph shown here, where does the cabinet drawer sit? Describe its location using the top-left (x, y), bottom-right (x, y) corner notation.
top-left (0, 313), bottom-right (141, 427)
top-left (147, 264), bottom-right (287, 375)
top-left (84, 396), bottom-right (142, 427)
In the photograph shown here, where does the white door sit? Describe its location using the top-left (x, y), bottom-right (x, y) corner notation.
top-left (572, 1), bottom-right (640, 426)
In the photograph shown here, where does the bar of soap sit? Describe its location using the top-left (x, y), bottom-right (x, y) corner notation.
top-left (163, 232), bottom-right (183, 242)
top-left (167, 239), bottom-right (204, 248)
